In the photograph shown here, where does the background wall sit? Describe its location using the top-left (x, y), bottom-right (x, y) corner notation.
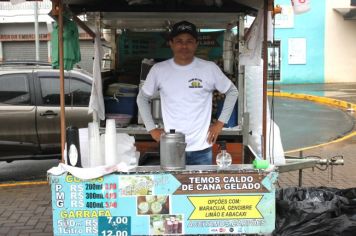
top-left (325, 0), bottom-right (356, 83)
top-left (274, 0), bottom-right (326, 84)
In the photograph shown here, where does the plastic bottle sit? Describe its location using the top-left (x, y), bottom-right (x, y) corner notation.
top-left (216, 141), bottom-right (232, 168)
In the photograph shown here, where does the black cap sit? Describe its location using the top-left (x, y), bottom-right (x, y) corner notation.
top-left (170, 21), bottom-right (198, 40)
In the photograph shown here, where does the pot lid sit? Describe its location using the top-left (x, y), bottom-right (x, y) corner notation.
top-left (162, 129), bottom-right (185, 139)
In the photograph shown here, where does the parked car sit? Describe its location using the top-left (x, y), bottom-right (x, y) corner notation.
top-left (0, 61), bottom-right (93, 162)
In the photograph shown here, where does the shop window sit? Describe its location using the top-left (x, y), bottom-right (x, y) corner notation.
top-left (268, 41), bottom-right (281, 81)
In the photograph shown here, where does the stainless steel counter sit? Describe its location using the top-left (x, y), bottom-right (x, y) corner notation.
top-left (111, 125), bottom-right (243, 141)
top-left (116, 164), bottom-right (270, 174)
top-left (276, 158), bottom-right (319, 173)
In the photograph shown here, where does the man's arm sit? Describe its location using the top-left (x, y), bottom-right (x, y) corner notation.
top-left (207, 84), bottom-right (238, 144)
top-left (218, 83), bottom-right (238, 123)
top-left (136, 90), bottom-right (164, 142)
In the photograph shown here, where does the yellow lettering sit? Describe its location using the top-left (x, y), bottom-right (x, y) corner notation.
top-left (105, 211), bottom-right (111, 217)
top-left (60, 211), bottom-right (67, 218)
top-left (83, 211), bottom-right (90, 218)
top-left (91, 211), bottom-right (98, 218)
top-left (65, 175), bottom-right (103, 183)
top-left (76, 211), bottom-right (82, 218)
top-left (68, 211), bottom-right (75, 218)
top-left (65, 175), bottom-right (74, 183)
top-left (59, 210), bottom-right (112, 218)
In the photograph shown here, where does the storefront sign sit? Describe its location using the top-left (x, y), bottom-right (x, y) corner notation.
top-left (0, 33), bottom-right (92, 42)
top-left (50, 171), bottom-right (277, 235)
top-left (0, 34), bottom-right (50, 42)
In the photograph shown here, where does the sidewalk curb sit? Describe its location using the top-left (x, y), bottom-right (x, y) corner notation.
top-left (268, 91), bottom-right (356, 111)
top-left (0, 180), bottom-right (48, 188)
top-left (285, 131), bottom-right (356, 154)
top-left (268, 91), bottom-right (356, 154)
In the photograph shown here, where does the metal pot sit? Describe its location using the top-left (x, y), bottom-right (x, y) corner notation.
top-left (160, 129), bottom-right (186, 170)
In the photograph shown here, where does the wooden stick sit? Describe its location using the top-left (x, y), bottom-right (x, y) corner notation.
top-left (72, 14), bottom-right (96, 39)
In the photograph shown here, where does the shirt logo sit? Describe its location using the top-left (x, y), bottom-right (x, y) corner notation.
top-left (189, 78), bottom-right (203, 88)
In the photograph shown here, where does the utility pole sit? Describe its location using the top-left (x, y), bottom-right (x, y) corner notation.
top-left (34, 1), bottom-right (40, 61)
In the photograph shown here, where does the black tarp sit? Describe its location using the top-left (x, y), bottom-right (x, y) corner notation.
top-left (274, 187), bottom-right (356, 236)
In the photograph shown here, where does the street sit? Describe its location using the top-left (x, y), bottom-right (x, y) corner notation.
top-left (272, 97), bottom-right (355, 151)
top-left (0, 159), bottom-right (59, 183)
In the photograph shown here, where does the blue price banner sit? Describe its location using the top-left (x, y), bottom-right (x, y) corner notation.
top-left (98, 216), bottom-right (131, 236)
top-left (50, 172), bottom-right (277, 235)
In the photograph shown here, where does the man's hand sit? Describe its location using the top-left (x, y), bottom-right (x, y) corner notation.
top-left (149, 128), bottom-right (165, 142)
top-left (207, 120), bottom-right (224, 144)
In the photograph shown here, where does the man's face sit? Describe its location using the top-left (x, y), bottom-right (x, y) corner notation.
top-left (169, 33), bottom-right (198, 63)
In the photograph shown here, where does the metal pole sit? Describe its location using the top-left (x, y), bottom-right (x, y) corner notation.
top-left (298, 169), bottom-right (303, 187)
top-left (262, 0), bottom-right (268, 160)
top-left (57, 0), bottom-right (66, 162)
top-left (299, 151), bottom-right (303, 186)
top-left (110, 28), bottom-right (117, 70)
top-left (34, 1), bottom-right (40, 61)
top-left (0, 42), bottom-right (3, 62)
top-left (237, 13), bottom-right (245, 130)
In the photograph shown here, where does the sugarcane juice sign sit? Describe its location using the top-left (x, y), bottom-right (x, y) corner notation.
top-left (50, 171), bottom-right (277, 235)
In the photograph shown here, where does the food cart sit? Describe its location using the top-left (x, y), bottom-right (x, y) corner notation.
top-left (50, 0), bottom-right (272, 164)
top-left (48, 0), bottom-right (282, 235)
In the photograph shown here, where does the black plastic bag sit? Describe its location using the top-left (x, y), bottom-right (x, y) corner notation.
top-left (273, 187), bottom-right (356, 236)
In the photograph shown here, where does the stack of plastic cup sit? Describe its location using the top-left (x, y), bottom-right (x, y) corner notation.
top-left (88, 122), bottom-right (104, 167)
top-left (105, 119), bottom-right (118, 166)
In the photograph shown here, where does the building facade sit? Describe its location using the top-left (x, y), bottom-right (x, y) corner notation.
top-left (0, 0), bottom-right (95, 73)
top-left (273, 0), bottom-right (356, 84)
top-left (273, 0), bottom-right (325, 84)
top-left (2, 0), bottom-right (356, 82)
top-left (325, 0), bottom-right (356, 83)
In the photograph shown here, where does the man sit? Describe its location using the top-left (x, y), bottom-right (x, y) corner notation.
top-left (137, 20), bottom-right (238, 165)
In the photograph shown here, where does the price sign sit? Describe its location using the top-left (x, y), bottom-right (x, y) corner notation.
top-left (98, 216), bottom-right (131, 236)
top-left (51, 172), bottom-right (277, 235)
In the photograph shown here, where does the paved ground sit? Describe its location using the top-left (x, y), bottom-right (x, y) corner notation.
top-left (274, 83), bottom-right (356, 189)
top-left (0, 184), bottom-right (53, 236)
top-left (1, 83), bottom-right (356, 235)
top-left (278, 134), bottom-right (356, 188)
top-left (272, 97), bottom-right (354, 151)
